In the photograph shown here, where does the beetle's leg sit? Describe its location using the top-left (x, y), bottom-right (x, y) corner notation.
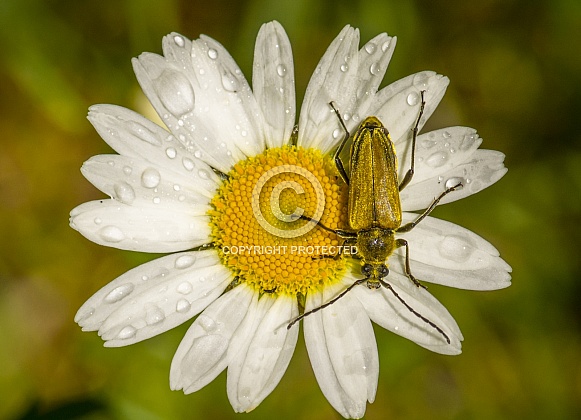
top-left (396, 182), bottom-right (463, 233)
top-left (287, 278), bottom-right (368, 329)
top-left (399, 91), bottom-right (426, 192)
top-left (378, 279), bottom-right (450, 344)
top-left (329, 102), bottom-right (351, 186)
top-left (298, 214), bottom-right (357, 239)
top-left (395, 238), bottom-right (426, 289)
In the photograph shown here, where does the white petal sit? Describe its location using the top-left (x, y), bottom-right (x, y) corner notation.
top-left (170, 283), bottom-right (255, 393)
top-left (81, 154), bottom-right (213, 208)
top-left (132, 32), bottom-right (265, 173)
top-left (87, 104), bottom-right (220, 193)
top-left (253, 21), bottom-right (296, 148)
top-left (298, 25), bottom-right (361, 153)
top-left (74, 250), bottom-right (231, 346)
top-left (372, 71), bottom-right (449, 152)
top-left (352, 271), bottom-right (463, 355)
top-left (392, 214), bottom-right (512, 290)
top-left (400, 149), bottom-right (508, 211)
top-left (228, 294), bottom-right (299, 412)
top-left (70, 199), bottom-right (210, 252)
top-left (304, 282), bottom-right (378, 419)
top-left (227, 293), bottom-right (275, 412)
top-left (350, 33), bottom-right (397, 121)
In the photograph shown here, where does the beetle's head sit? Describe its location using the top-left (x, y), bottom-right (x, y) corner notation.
top-left (362, 263), bottom-right (388, 289)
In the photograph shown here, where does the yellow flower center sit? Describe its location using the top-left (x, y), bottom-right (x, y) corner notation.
top-left (209, 146), bottom-right (350, 296)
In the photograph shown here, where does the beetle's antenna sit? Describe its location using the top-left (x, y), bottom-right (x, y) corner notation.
top-left (287, 278), bottom-right (367, 329)
top-left (379, 279), bottom-right (451, 344)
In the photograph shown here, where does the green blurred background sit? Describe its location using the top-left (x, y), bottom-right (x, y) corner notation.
top-left (1, 0), bottom-right (580, 419)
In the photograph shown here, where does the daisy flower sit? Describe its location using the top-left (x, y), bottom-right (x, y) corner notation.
top-left (71, 21), bottom-right (511, 418)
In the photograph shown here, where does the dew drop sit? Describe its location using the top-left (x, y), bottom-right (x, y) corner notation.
top-left (182, 157), bottom-right (195, 171)
top-left (152, 70), bottom-right (195, 117)
top-left (413, 73), bottom-right (430, 89)
top-left (99, 226), bottom-right (125, 243)
top-left (421, 139), bottom-right (437, 149)
top-left (104, 283), bottom-right (135, 303)
top-left (460, 133), bottom-right (478, 151)
top-left (146, 307), bottom-right (165, 325)
top-left (166, 147), bottom-right (177, 159)
top-left (340, 63), bottom-right (349, 72)
top-left (198, 315), bottom-right (217, 332)
top-left (152, 197), bottom-right (161, 204)
top-left (207, 48), bottom-right (218, 59)
top-left (173, 184), bottom-right (181, 191)
top-left (177, 281), bottom-right (193, 295)
top-left (221, 69), bottom-right (240, 92)
top-left (198, 169), bottom-right (210, 179)
top-left (364, 42), bottom-right (376, 54)
top-left (332, 128), bottom-right (342, 139)
top-left (445, 177), bottom-right (465, 189)
top-left (176, 299), bottom-right (191, 313)
top-left (369, 62), bottom-right (381, 75)
top-left (381, 40), bottom-right (391, 52)
top-left (141, 168), bottom-right (161, 188)
top-left (175, 254), bottom-right (196, 269)
top-left (178, 195), bottom-right (186, 202)
top-left (173, 35), bottom-right (185, 47)
top-left (426, 151), bottom-right (449, 168)
top-left (443, 131), bottom-right (452, 139)
top-left (94, 217), bottom-right (102, 225)
top-left (407, 92), bottom-right (420, 106)
top-left (123, 166), bottom-right (133, 175)
top-left (117, 325), bottom-right (137, 340)
top-left (114, 182), bottom-right (136, 204)
top-left (438, 234), bottom-right (474, 263)
top-left (276, 64), bottom-right (287, 77)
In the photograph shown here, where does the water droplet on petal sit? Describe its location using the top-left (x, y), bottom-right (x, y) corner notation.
top-left (460, 133), bottom-right (478, 151)
top-left (369, 62), bottom-right (381, 75)
top-left (117, 325), bottom-right (137, 340)
top-left (413, 73), bottom-right (430, 89)
top-left (426, 151), bottom-right (449, 168)
top-left (221, 68), bottom-right (240, 92)
top-left (166, 147), bottom-right (177, 159)
top-left (364, 42), bottom-right (376, 54)
top-left (127, 121), bottom-right (161, 146)
top-left (175, 254), bottom-right (196, 269)
top-left (194, 150), bottom-right (203, 159)
top-left (152, 197), bottom-right (161, 204)
top-left (177, 281), bottom-right (193, 295)
top-left (442, 131), bottom-right (452, 139)
top-left (332, 128), bottom-right (342, 139)
top-left (176, 299), bottom-right (191, 313)
top-left (381, 40), bottom-right (391, 52)
top-left (123, 166), bottom-right (133, 175)
top-left (104, 283), bottom-right (135, 303)
top-left (276, 64), bottom-right (287, 77)
top-left (141, 168), bottom-right (161, 188)
top-left (146, 307), bottom-right (165, 325)
top-left (407, 92), bottom-right (420, 106)
top-left (152, 70), bottom-right (195, 117)
top-left (207, 48), bottom-right (218, 59)
top-left (99, 226), bottom-right (125, 243)
top-left (173, 35), bottom-right (185, 47)
top-left (445, 177), bottom-right (465, 190)
top-left (114, 182), bottom-right (136, 204)
top-left (438, 234), bottom-right (474, 263)
top-left (421, 139), bottom-right (437, 149)
top-left (198, 315), bottom-right (217, 332)
top-left (182, 157), bottom-right (195, 171)
top-left (94, 217), bottom-right (102, 225)
top-left (340, 63), bottom-right (348, 72)
top-left (198, 169), bottom-right (210, 179)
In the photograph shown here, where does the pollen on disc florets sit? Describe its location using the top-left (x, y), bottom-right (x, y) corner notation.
top-left (209, 146), bottom-right (350, 296)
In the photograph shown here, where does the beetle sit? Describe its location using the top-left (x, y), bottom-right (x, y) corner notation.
top-left (288, 91), bottom-right (462, 344)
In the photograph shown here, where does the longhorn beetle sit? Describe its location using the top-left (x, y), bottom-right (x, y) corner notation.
top-left (288, 92), bottom-right (462, 344)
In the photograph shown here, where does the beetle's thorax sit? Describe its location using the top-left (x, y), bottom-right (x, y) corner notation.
top-left (356, 227), bottom-right (396, 264)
